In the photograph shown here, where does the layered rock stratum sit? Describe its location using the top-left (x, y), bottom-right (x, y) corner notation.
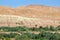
top-left (0, 5), bottom-right (60, 27)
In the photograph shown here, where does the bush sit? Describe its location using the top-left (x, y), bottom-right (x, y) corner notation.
top-left (49, 25), bottom-right (56, 31)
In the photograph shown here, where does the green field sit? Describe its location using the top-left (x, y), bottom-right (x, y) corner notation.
top-left (0, 25), bottom-right (60, 40)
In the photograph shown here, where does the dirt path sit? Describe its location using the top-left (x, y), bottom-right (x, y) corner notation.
top-left (0, 31), bottom-right (60, 34)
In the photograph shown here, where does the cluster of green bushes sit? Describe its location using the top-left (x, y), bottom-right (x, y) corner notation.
top-left (0, 32), bottom-right (60, 40)
top-left (0, 25), bottom-right (60, 40)
top-left (0, 26), bottom-right (28, 32)
top-left (0, 25), bottom-right (60, 32)
top-left (0, 33), bottom-right (18, 38)
top-left (20, 32), bottom-right (60, 40)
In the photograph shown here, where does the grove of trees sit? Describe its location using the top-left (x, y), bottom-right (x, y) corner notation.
top-left (0, 25), bottom-right (60, 40)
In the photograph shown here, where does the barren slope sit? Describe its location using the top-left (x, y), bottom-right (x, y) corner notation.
top-left (0, 5), bottom-right (60, 27)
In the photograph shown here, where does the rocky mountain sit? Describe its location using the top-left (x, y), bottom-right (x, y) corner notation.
top-left (0, 5), bottom-right (60, 27)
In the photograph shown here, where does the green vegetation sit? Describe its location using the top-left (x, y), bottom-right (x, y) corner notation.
top-left (0, 32), bottom-right (60, 40)
top-left (0, 25), bottom-right (60, 32)
top-left (0, 25), bottom-right (60, 40)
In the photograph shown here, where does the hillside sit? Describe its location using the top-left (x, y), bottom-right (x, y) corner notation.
top-left (0, 5), bottom-right (60, 27)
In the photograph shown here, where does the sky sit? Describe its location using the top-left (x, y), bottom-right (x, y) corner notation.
top-left (0, 0), bottom-right (60, 8)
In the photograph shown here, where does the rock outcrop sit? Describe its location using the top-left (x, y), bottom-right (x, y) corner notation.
top-left (0, 5), bottom-right (60, 27)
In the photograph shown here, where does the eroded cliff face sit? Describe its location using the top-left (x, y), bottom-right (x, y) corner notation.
top-left (0, 5), bottom-right (60, 27)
